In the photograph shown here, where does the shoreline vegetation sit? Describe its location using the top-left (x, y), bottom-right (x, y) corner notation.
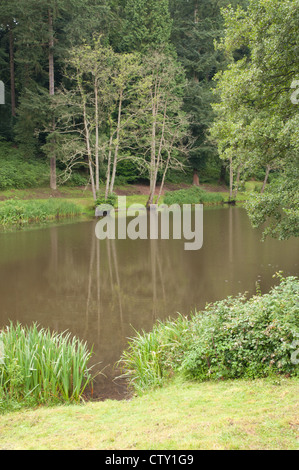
top-left (118, 275), bottom-right (299, 395)
top-left (0, 198), bottom-right (85, 228)
top-left (1, 276), bottom-right (298, 407)
top-left (0, 184), bottom-right (297, 450)
top-left (0, 182), bottom-right (253, 229)
top-left (0, 276), bottom-right (298, 449)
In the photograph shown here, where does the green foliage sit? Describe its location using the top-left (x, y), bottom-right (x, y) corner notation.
top-left (0, 142), bottom-right (49, 190)
top-left (95, 191), bottom-right (117, 208)
top-left (118, 314), bottom-right (190, 395)
top-left (210, 0), bottom-right (299, 239)
top-left (120, 0), bottom-right (173, 53)
top-left (64, 172), bottom-right (89, 187)
top-left (0, 198), bottom-right (83, 227)
top-left (119, 276), bottom-right (299, 393)
top-left (245, 167), bottom-right (299, 240)
top-left (181, 275), bottom-right (299, 381)
top-left (114, 159), bottom-right (140, 184)
top-left (0, 322), bottom-right (94, 412)
top-left (164, 186), bottom-right (224, 205)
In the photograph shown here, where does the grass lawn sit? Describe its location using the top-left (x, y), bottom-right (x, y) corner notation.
top-left (0, 378), bottom-right (298, 450)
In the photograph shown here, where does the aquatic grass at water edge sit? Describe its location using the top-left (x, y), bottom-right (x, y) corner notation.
top-left (0, 322), bottom-right (95, 409)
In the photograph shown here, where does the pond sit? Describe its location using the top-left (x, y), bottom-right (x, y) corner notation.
top-left (0, 206), bottom-right (298, 399)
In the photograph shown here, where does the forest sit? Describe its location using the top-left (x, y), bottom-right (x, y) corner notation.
top-left (0, 0), bottom-right (298, 237)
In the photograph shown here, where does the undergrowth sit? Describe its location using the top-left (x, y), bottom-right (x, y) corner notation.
top-left (118, 274), bottom-right (299, 395)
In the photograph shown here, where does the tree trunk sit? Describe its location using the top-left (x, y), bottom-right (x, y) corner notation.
top-left (105, 130), bottom-right (113, 200)
top-left (261, 164), bottom-right (270, 194)
top-left (9, 26), bottom-right (16, 117)
top-left (110, 91), bottom-right (123, 194)
top-left (147, 100), bottom-right (158, 208)
top-left (233, 165), bottom-right (241, 199)
top-left (48, 10), bottom-right (56, 190)
top-left (193, 169), bottom-right (199, 186)
top-left (83, 101), bottom-right (96, 201)
top-left (95, 80), bottom-right (99, 192)
top-left (229, 157), bottom-right (233, 201)
top-left (155, 150), bottom-right (171, 205)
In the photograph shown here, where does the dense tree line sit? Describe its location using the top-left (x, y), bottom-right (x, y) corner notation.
top-left (0, 0), bottom-right (243, 192)
top-left (0, 0), bottom-right (298, 236)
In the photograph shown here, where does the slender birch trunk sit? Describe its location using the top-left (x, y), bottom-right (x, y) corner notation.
top-left (105, 130), bottom-right (113, 200)
top-left (155, 149), bottom-right (170, 205)
top-left (109, 90), bottom-right (123, 194)
top-left (229, 157), bottom-right (234, 201)
top-left (147, 98), bottom-right (157, 207)
top-left (95, 79), bottom-right (99, 192)
top-left (83, 101), bottom-right (96, 201)
top-left (233, 165), bottom-right (241, 199)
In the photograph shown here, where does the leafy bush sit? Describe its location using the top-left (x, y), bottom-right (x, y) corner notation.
top-left (119, 275), bottom-right (299, 393)
top-left (65, 172), bottom-right (89, 187)
top-left (164, 186), bottom-right (224, 205)
top-left (113, 158), bottom-right (140, 184)
top-left (95, 192), bottom-right (117, 208)
top-left (244, 181), bottom-right (263, 193)
top-left (0, 322), bottom-right (94, 411)
top-left (0, 141), bottom-right (49, 190)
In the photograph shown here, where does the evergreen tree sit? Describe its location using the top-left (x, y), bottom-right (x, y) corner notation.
top-left (169, 0), bottom-right (247, 185)
top-left (117, 0), bottom-right (173, 53)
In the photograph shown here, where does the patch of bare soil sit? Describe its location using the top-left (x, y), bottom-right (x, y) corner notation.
top-left (115, 182), bottom-right (191, 196)
top-left (115, 182), bottom-right (229, 196)
top-left (200, 183), bottom-right (229, 193)
top-left (84, 375), bottom-right (132, 403)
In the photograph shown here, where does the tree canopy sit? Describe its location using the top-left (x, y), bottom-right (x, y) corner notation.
top-left (0, 0), bottom-right (298, 239)
top-left (210, 0), bottom-right (299, 239)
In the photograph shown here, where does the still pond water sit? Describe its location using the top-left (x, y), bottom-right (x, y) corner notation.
top-left (0, 206), bottom-right (298, 398)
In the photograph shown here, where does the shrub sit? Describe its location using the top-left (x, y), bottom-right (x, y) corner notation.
top-left (163, 186), bottom-right (224, 205)
top-left (0, 322), bottom-right (94, 411)
top-left (182, 276), bottom-right (299, 381)
top-left (0, 141), bottom-right (49, 190)
top-left (65, 172), bottom-right (89, 187)
top-left (95, 192), bottom-right (117, 208)
top-left (119, 275), bottom-right (299, 393)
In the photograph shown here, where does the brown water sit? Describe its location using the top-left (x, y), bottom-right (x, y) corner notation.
top-left (0, 206), bottom-right (298, 399)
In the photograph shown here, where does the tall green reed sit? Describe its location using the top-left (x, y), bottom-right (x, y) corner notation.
top-left (0, 199), bottom-right (83, 227)
top-left (118, 314), bottom-right (190, 395)
top-left (0, 322), bottom-right (94, 407)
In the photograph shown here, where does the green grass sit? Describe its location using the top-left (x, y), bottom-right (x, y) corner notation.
top-left (0, 198), bottom-right (85, 227)
top-left (0, 377), bottom-right (298, 449)
top-left (164, 186), bottom-right (224, 205)
top-left (0, 322), bottom-right (95, 411)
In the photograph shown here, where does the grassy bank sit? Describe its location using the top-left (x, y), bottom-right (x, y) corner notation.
top-left (0, 198), bottom-right (85, 227)
top-left (0, 377), bottom-right (298, 450)
top-left (0, 182), bottom-right (256, 231)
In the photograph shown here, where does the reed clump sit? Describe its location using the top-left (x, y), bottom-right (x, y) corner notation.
top-left (0, 322), bottom-right (94, 411)
top-left (0, 199), bottom-right (83, 227)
